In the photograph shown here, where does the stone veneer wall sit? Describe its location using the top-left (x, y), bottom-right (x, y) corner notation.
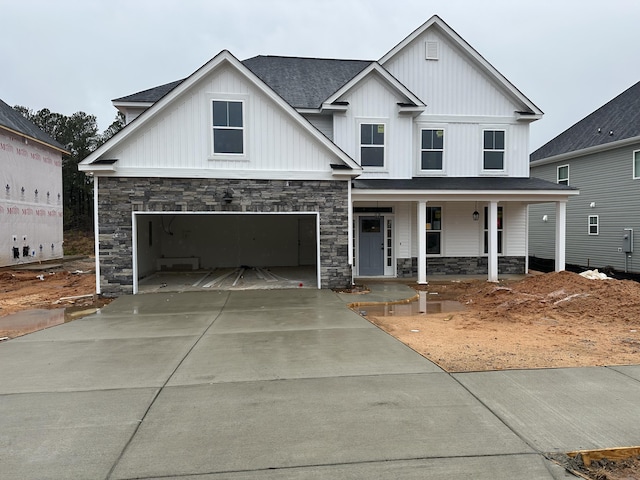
top-left (97, 177), bottom-right (351, 295)
top-left (396, 256), bottom-right (526, 277)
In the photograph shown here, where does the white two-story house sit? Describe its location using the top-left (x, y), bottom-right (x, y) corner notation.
top-left (80, 15), bottom-right (576, 295)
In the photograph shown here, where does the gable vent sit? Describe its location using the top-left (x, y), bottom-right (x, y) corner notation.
top-left (425, 41), bottom-right (439, 60)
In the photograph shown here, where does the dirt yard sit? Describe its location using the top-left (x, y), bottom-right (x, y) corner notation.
top-left (365, 271), bottom-right (640, 373)
top-left (0, 258), bottom-right (103, 338)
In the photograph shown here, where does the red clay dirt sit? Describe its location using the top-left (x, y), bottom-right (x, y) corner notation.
top-left (366, 271), bottom-right (640, 372)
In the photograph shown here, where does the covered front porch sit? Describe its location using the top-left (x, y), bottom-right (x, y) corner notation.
top-left (350, 177), bottom-right (579, 283)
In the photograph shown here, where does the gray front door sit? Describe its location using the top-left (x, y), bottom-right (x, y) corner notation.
top-left (359, 216), bottom-right (384, 275)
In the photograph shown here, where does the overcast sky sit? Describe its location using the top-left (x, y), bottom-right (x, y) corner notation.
top-left (3, 0), bottom-right (639, 151)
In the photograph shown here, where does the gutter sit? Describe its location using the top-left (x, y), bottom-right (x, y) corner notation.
top-left (531, 134), bottom-right (640, 167)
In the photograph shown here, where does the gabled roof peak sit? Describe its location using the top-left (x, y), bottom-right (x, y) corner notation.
top-left (379, 14), bottom-right (542, 116)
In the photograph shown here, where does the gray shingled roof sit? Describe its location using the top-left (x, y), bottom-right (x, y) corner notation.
top-left (113, 79), bottom-right (185, 103)
top-left (531, 80), bottom-right (640, 161)
top-left (0, 99), bottom-right (66, 151)
top-left (353, 176), bottom-right (576, 191)
top-left (113, 56), bottom-right (372, 109)
top-left (242, 56), bottom-right (371, 108)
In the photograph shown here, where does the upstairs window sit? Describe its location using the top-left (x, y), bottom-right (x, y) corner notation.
top-left (212, 100), bottom-right (243, 155)
top-left (483, 130), bottom-right (505, 170)
top-left (421, 129), bottom-right (444, 170)
top-left (557, 165), bottom-right (569, 185)
top-left (634, 150), bottom-right (640, 179)
top-left (360, 123), bottom-right (385, 167)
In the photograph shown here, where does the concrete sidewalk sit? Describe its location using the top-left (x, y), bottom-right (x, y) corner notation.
top-left (1, 285), bottom-right (639, 479)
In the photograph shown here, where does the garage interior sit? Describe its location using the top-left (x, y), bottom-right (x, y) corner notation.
top-left (134, 213), bottom-right (319, 293)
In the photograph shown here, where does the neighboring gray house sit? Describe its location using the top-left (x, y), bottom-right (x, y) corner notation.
top-left (529, 80), bottom-right (640, 273)
top-left (80, 15), bottom-right (576, 296)
top-left (0, 100), bottom-right (67, 267)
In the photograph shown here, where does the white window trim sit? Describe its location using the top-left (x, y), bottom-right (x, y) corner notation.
top-left (208, 93), bottom-right (249, 161)
top-left (633, 150), bottom-right (640, 179)
top-left (481, 127), bottom-right (507, 174)
top-left (357, 119), bottom-right (387, 171)
top-left (588, 215), bottom-right (599, 235)
top-left (557, 164), bottom-right (569, 185)
top-left (417, 125), bottom-right (446, 175)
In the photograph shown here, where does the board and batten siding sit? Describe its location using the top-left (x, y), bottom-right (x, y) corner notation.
top-left (530, 143), bottom-right (640, 271)
top-left (333, 74), bottom-right (414, 178)
top-left (108, 66), bottom-right (340, 175)
top-left (414, 120), bottom-right (530, 177)
top-left (382, 28), bottom-right (520, 117)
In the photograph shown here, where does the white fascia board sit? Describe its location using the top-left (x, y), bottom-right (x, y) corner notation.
top-left (353, 189), bottom-right (579, 202)
top-left (515, 112), bottom-right (543, 122)
top-left (81, 50), bottom-right (360, 172)
top-left (379, 15), bottom-right (543, 116)
top-left (319, 104), bottom-right (349, 113)
top-left (88, 167), bottom-right (352, 181)
top-left (398, 105), bottom-right (426, 116)
top-left (322, 62), bottom-right (425, 108)
top-left (296, 108), bottom-right (323, 114)
top-left (111, 101), bottom-right (154, 109)
top-left (80, 163), bottom-right (116, 173)
top-left (111, 101), bottom-right (153, 116)
top-left (530, 135), bottom-right (640, 167)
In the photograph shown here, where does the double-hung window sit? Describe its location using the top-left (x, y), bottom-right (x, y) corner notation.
top-left (212, 100), bottom-right (244, 155)
top-left (557, 165), bottom-right (569, 185)
top-left (421, 129), bottom-right (444, 171)
top-left (426, 206), bottom-right (442, 255)
top-left (483, 206), bottom-right (503, 254)
top-left (588, 215), bottom-right (599, 235)
top-left (483, 130), bottom-right (505, 170)
top-left (634, 151), bottom-right (640, 179)
top-left (360, 123), bottom-right (385, 167)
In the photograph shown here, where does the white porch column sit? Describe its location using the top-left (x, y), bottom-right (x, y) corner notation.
top-left (555, 201), bottom-right (567, 271)
top-left (418, 200), bottom-right (427, 284)
top-left (488, 201), bottom-right (498, 282)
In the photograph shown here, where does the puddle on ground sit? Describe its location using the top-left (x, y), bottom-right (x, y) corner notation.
top-left (354, 291), bottom-right (466, 317)
top-left (0, 306), bottom-right (99, 340)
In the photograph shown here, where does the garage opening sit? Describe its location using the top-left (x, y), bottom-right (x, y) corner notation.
top-left (132, 212), bottom-right (319, 293)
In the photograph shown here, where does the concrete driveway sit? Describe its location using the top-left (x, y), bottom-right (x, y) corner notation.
top-left (1, 286), bottom-right (640, 479)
